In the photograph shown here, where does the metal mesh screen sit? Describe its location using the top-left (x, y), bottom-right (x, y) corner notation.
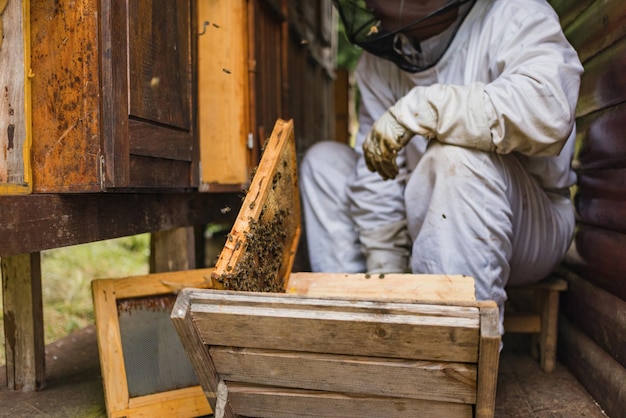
top-left (117, 294), bottom-right (199, 397)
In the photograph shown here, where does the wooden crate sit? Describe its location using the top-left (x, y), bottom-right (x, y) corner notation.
top-left (171, 119), bottom-right (500, 417)
top-left (172, 283), bottom-right (500, 418)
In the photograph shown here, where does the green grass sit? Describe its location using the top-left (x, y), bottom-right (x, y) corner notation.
top-left (1, 234), bottom-right (150, 365)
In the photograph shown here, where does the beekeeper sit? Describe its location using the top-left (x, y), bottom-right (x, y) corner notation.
top-left (300, 0), bottom-right (583, 328)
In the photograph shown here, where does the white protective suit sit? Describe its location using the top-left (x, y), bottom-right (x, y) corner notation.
top-left (300, 0), bottom-right (583, 326)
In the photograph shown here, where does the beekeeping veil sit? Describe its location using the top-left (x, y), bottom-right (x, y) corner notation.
top-left (334, 0), bottom-right (476, 72)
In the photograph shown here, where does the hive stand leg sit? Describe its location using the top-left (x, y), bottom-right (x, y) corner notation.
top-left (539, 289), bottom-right (560, 372)
top-left (1, 253), bottom-right (46, 391)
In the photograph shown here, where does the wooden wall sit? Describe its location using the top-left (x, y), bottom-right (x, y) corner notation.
top-left (550, 1), bottom-right (626, 417)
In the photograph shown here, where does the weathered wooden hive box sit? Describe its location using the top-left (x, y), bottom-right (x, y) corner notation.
top-left (171, 119), bottom-right (501, 418)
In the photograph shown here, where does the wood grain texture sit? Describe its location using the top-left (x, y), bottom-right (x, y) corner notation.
top-left (559, 316), bottom-right (626, 418)
top-left (0, 192), bottom-right (241, 257)
top-left (197, 0), bottom-right (250, 188)
top-left (549, 0), bottom-right (594, 29)
top-left (171, 290), bottom-right (234, 417)
top-left (576, 36), bottom-right (626, 118)
top-left (1, 253), bottom-right (44, 391)
top-left (0, 0), bottom-right (30, 192)
top-left (563, 226), bottom-right (626, 301)
top-left (563, 0), bottom-right (626, 63)
top-left (30, 0), bottom-right (196, 191)
top-left (286, 273), bottom-right (476, 302)
top-left (575, 103), bottom-right (626, 170)
top-left (475, 303), bottom-right (500, 418)
top-left (30, 0), bottom-right (102, 191)
top-left (575, 195), bottom-right (626, 233)
top-left (576, 168), bottom-right (626, 199)
top-left (210, 347), bottom-right (477, 404)
top-left (184, 290), bottom-right (480, 363)
top-left (560, 268), bottom-right (626, 370)
top-left (225, 384), bottom-right (473, 418)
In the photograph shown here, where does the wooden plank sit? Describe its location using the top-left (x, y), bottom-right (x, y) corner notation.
top-left (475, 302), bottom-right (500, 418)
top-left (186, 290), bottom-right (480, 363)
top-left (212, 119), bottom-right (300, 292)
top-left (286, 273), bottom-right (476, 302)
top-left (122, 386), bottom-right (211, 418)
top-left (576, 168), bottom-right (626, 200)
top-left (128, 155), bottom-right (194, 189)
top-left (127, 1), bottom-right (190, 130)
top-left (128, 119), bottom-right (194, 161)
top-left (563, 225), bottom-right (626, 301)
top-left (91, 279), bottom-right (129, 412)
top-left (560, 268), bottom-right (626, 370)
top-left (563, 0), bottom-right (626, 63)
top-left (0, 192), bottom-right (240, 257)
top-left (1, 253), bottom-right (45, 391)
top-left (226, 384), bottom-right (473, 418)
top-left (549, 0), bottom-right (594, 29)
top-left (576, 36), bottom-right (626, 118)
top-left (210, 347), bottom-right (477, 404)
top-left (149, 227), bottom-right (197, 273)
top-left (575, 104), bottom-right (626, 170)
top-left (575, 195), bottom-right (626, 233)
top-left (0, 0), bottom-right (31, 193)
top-left (559, 316), bottom-right (626, 418)
top-left (171, 290), bottom-right (235, 418)
top-left (197, 0), bottom-right (250, 188)
top-left (30, 0), bottom-right (103, 191)
top-left (108, 268), bottom-right (215, 300)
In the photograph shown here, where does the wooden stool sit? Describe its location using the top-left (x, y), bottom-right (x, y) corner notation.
top-left (503, 275), bottom-right (568, 372)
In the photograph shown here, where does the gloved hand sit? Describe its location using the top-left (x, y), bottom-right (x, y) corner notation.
top-left (362, 108), bottom-right (415, 180)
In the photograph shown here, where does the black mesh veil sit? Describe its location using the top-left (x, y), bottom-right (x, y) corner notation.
top-left (333, 0), bottom-right (476, 72)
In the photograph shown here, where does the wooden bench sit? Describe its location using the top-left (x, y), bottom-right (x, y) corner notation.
top-left (172, 277), bottom-right (501, 418)
top-left (504, 275), bottom-right (568, 372)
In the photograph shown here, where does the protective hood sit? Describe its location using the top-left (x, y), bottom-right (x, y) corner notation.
top-left (334, 0), bottom-right (476, 72)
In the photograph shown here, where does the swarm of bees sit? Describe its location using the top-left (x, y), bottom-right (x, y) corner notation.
top-left (212, 207), bottom-right (289, 293)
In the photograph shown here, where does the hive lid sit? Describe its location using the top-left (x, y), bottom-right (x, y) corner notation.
top-left (211, 119), bottom-right (300, 292)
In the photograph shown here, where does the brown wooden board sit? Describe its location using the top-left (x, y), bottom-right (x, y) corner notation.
top-left (0, 192), bottom-right (240, 257)
top-left (575, 104), bottom-right (626, 170)
top-left (211, 119), bottom-right (300, 292)
top-left (559, 317), bottom-right (626, 418)
top-left (576, 36), bottom-right (626, 118)
top-left (224, 384), bottom-right (473, 418)
top-left (0, 0), bottom-right (31, 193)
top-left (563, 225), bottom-right (626, 301)
top-left (185, 290), bottom-right (481, 363)
top-left (576, 168), bottom-right (626, 199)
top-left (560, 269), bottom-right (626, 369)
top-left (562, 0), bottom-right (626, 64)
top-left (575, 195), bottom-right (626, 233)
top-left (209, 347), bottom-right (477, 404)
top-left (549, 0), bottom-right (594, 29)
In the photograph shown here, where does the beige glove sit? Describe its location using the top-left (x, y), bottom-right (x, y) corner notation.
top-left (362, 108), bottom-right (415, 180)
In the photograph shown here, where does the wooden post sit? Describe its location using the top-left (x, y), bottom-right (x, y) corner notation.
top-left (1, 253), bottom-right (45, 391)
top-left (149, 227), bottom-right (196, 273)
top-left (0, 0), bottom-right (32, 194)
